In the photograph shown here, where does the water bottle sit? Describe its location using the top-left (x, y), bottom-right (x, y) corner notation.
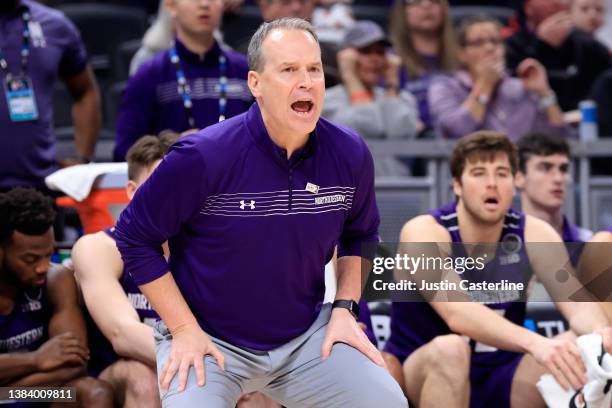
top-left (579, 100), bottom-right (598, 142)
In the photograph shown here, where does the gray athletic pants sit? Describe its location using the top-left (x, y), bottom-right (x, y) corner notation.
top-left (153, 303), bottom-right (408, 407)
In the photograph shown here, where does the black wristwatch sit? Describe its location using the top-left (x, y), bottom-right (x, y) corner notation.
top-left (332, 299), bottom-right (360, 319)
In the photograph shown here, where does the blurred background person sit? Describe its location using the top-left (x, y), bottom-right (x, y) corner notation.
top-left (505, 0), bottom-right (611, 111)
top-left (257, 0), bottom-right (316, 21)
top-left (322, 21), bottom-right (421, 176)
top-left (0, 0), bottom-right (101, 191)
top-left (516, 132), bottom-right (592, 244)
top-left (113, 0), bottom-right (252, 161)
top-left (389, 0), bottom-right (457, 131)
top-left (429, 15), bottom-right (566, 140)
top-left (571, 0), bottom-right (605, 35)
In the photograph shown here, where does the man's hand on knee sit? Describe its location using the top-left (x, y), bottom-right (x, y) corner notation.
top-left (160, 323), bottom-right (225, 394)
top-left (320, 308), bottom-right (385, 367)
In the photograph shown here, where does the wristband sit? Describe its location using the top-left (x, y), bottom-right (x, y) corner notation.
top-left (538, 92), bottom-right (558, 110)
top-left (350, 91), bottom-right (372, 104)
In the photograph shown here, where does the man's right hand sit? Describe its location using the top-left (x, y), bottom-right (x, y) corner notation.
top-left (159, 323), bottom-right (225, 394)
top-left (536, 11), bottom-right (573, 48)
top-left (34, 332), bottom-right (90, 371)
top-left (529, 336), bottom-right (587, 391)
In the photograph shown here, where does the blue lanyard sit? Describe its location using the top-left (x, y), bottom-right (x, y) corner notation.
top-left (169, 44), bottom-right (228, 128)
top-left (0, 9), bottom-right (30, 79)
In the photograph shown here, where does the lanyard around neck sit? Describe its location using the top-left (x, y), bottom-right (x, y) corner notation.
top-left (169, 43), bottom-right (228, 129)
top-left (0, 9), bottom-right (30, 79)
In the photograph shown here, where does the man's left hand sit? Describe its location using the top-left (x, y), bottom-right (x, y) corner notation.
top-left (517, 58), bottom-right (552, 97)
top-left (320, 308), bottom-right (385, 367)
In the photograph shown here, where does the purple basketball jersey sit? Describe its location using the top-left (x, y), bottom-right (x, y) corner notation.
top-left (0, 287), bottom-right (48, 354)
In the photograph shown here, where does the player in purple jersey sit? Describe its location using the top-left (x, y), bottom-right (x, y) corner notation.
top-left (516, 133), bottom-right (592, 244)
top-left (382, 131), bottom-right (612, 408)
top-left (0, 188), bottom-right (112, 406)
top-left (72, 134), bottom-right (179, 407)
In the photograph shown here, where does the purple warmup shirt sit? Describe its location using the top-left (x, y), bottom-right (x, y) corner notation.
top-left (385, 202), bottom-right (532, 408)
top-left (0, 287), bottom-right (48, 353)
top-left (87, 228), bottom-right (160, 376)
top-left (113, 38), bottom-right (253, 161)
top-left (0, 0), bottom-right (87, 188)
top-left (114, 103), bottom-right (380, 351)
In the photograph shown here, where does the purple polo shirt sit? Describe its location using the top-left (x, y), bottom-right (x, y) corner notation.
top-left (113, 38), bottom-right (252, 161)
top-left (114, 103), bottom-right (380, 351)
top-left (0, 0), bottom-right (87, 188)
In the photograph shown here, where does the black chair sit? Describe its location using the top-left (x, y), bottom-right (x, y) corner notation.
top-left (113, 39), bottom-right (142, 81)
top-left (57, 3), bottom-right (148, 72)
top-left (221, 5), bottom-right (263, 52)
top-left (104, 81), bottom-right (127, 131)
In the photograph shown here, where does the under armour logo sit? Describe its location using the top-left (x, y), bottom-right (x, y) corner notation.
top-left (239, 200), bottom-right (256, 210)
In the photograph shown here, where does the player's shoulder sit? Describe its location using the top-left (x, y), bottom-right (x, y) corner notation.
top-left (590, 230), bottom-right (612, 243)
top-left (524, 214), bottom-right (563, 242)
top-left (400, 214), bottom-right (449, 242)
top-left (73, 230), bottom-right (117, 256)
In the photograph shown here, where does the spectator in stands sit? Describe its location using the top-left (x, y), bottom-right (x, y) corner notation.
top-left (72, 134), bottom-right (181, 408)
top-left (0, 0), bottom-right (101, 190)
top-left (505, 0), bottom-right (612, 111)
top-left (382, 131), bottom-right (612, 408)
top-left (516, 132), bottom-right (592, 243)
top-left (113, 0), bottom-right (252, 161)
top-left (389, 0), bottom-right (457, 130)
top-left (0, 188), bottom-right (113, 406)
top-left (571, 0), bottom-right (605, 35)
top-left (257, 0), bottom-right (316, 21)
top-left (429, 15), bottom-right (566, 140)
top-left (322, 21), bottom-right (421, 176)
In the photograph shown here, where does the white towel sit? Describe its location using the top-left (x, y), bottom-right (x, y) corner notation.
top-left (45, 162), bottom-right (127, 202)
top-left (537, 334), bottom-right (612, 408)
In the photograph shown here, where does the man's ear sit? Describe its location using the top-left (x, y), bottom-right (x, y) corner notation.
top-left (248, 70), bottom-right (261, 98)
top-left (126, 180), bottom-right (137, 200)
top-left (515, 171), bottom-right (526, 190)
top-left (452, 177), bottom-right (463, 198)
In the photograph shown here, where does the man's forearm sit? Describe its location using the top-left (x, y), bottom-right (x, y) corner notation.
top-left (335, 256), bottom-right (364, 301)
top-left (0, 353), bottom-right (38, 383)
top-left (72, 87), bottom-right (101, 159)
top-left (138, 273), bottom-right (199, 333)
top-left (8, 365), bottom-right (85, 387)
top-left (565, 303), bottom-right (610, 335)
top-left (112, 321), bottom-right (156, 367)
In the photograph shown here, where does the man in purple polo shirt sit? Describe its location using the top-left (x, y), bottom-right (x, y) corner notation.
top-left (113, 0), bottom-right (253, 161)
top-left (516, 132), bottom-right (592, 245)
top-left (0, 0), bottom-right (101, 190)
top-left (114, 17), bottom-right (407, 408)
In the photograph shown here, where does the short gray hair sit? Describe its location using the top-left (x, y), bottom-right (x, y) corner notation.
top-left (248, 18), bottom-right (319, 72)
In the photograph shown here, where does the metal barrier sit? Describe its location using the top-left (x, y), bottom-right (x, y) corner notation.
top-left (368, 139), bottom-right (612, 232)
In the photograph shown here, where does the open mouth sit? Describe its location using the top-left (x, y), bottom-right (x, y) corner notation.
top-left (483, 197), bottom-right (499, 210)
top-left (291, 100), bottom-right (314, 115)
